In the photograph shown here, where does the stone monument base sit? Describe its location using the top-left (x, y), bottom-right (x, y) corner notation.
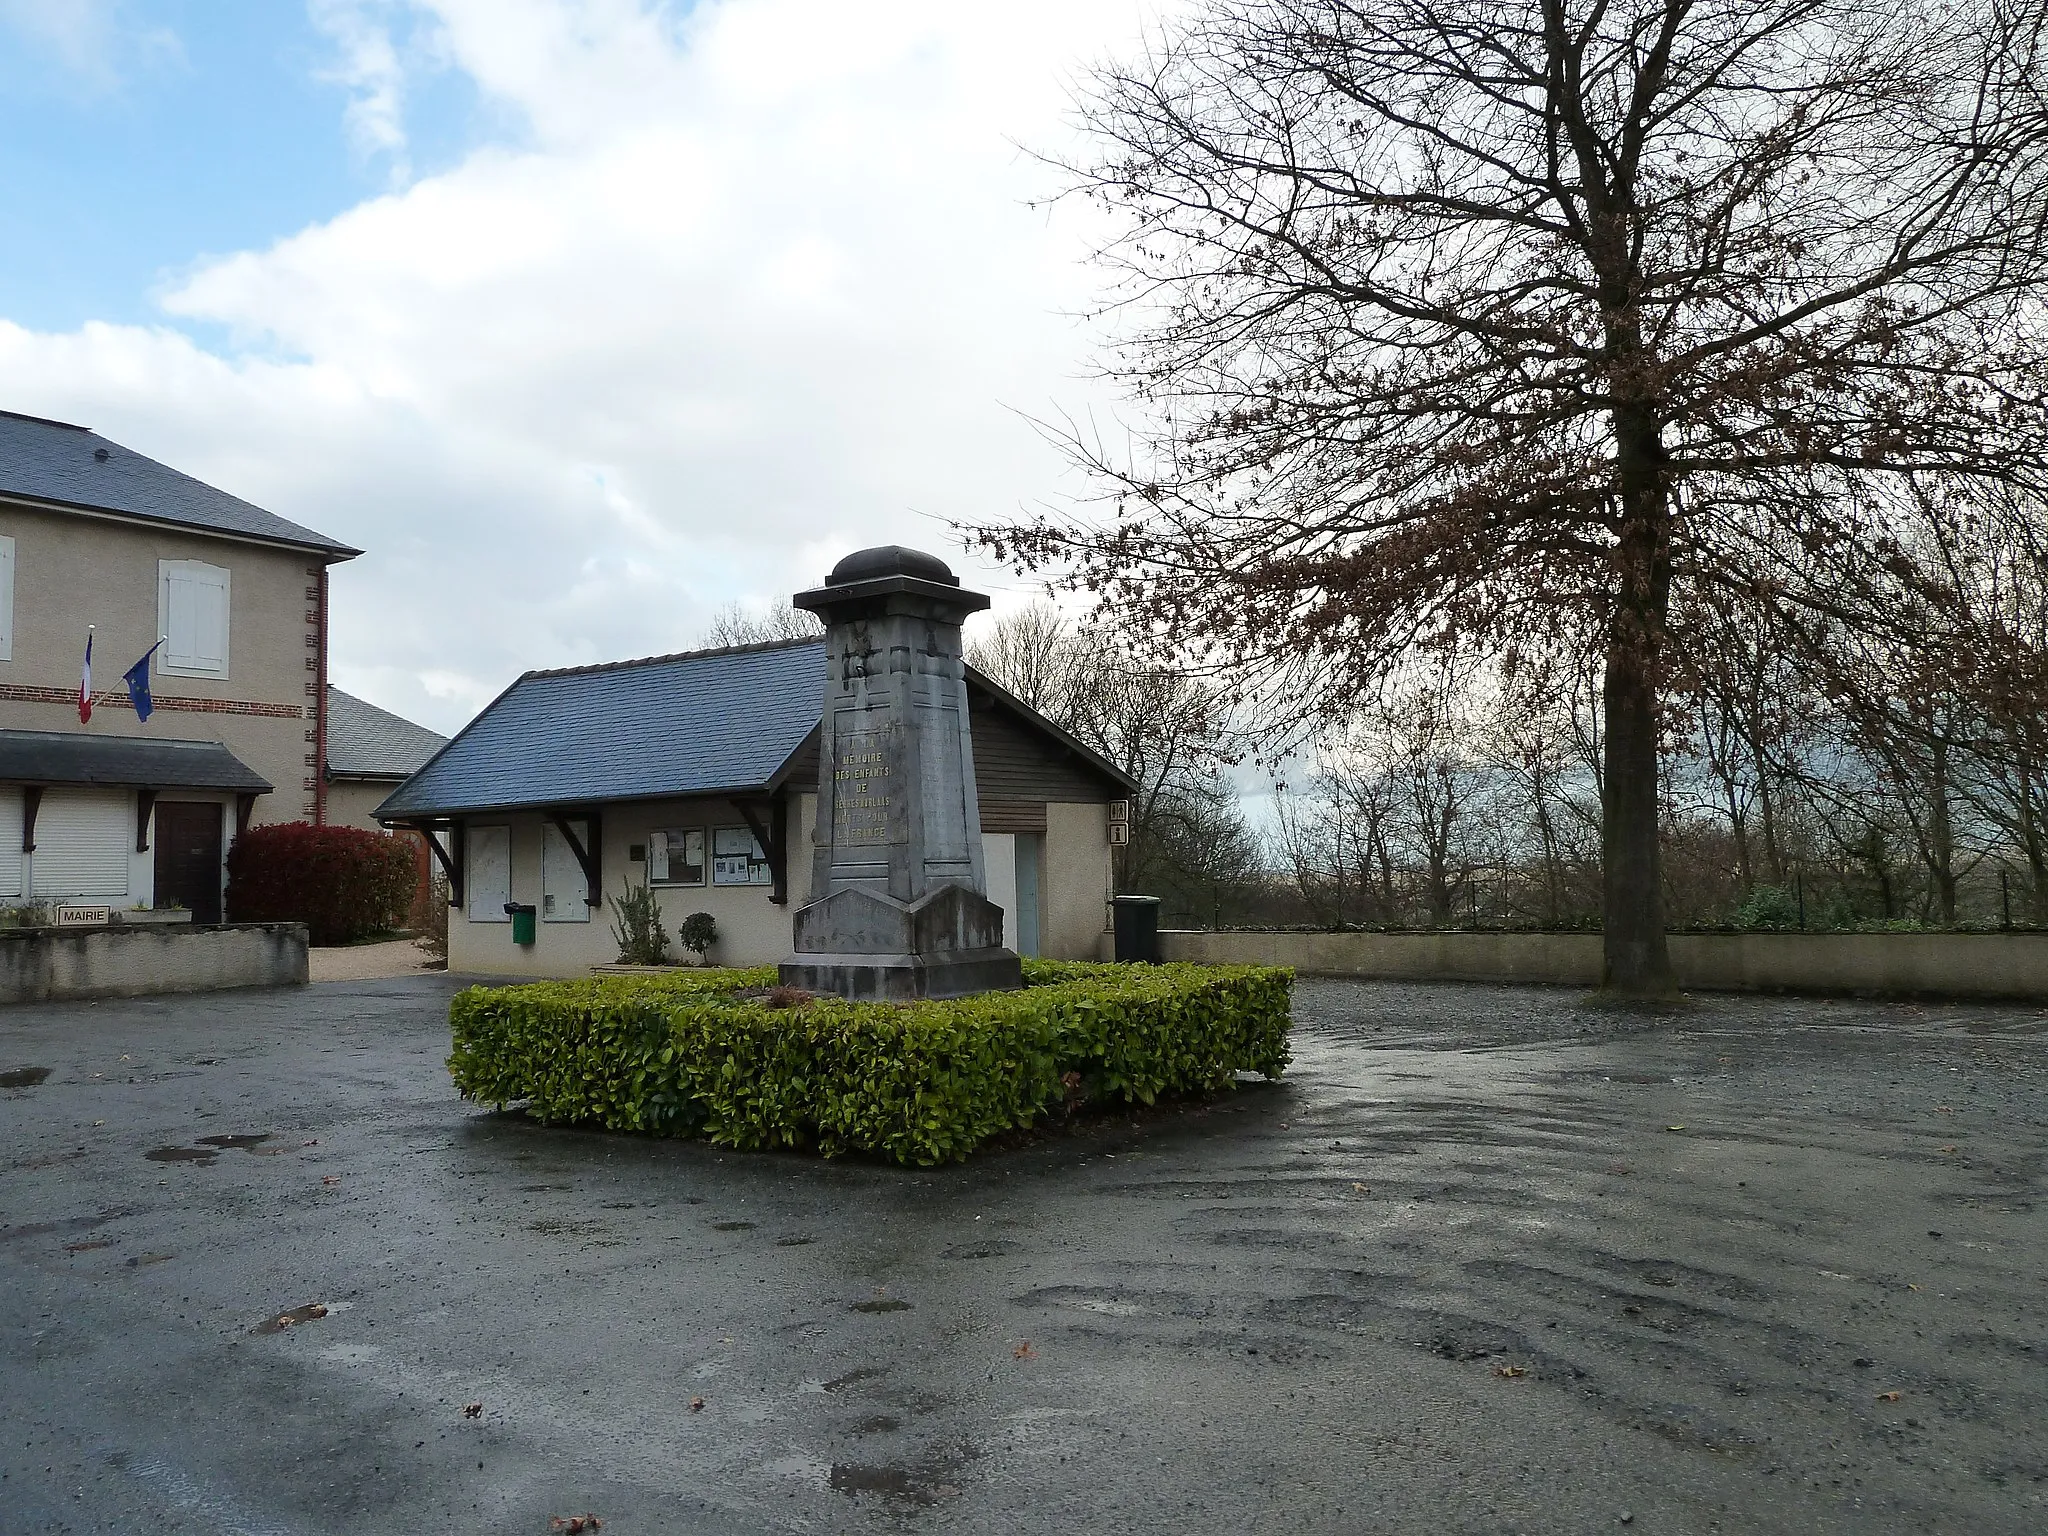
top-left (781, 883), bottom-right (1023, 1002)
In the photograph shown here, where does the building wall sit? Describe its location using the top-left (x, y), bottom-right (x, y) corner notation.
top-left (0, 503), bottom-right (324, 826)
top-left (327, 777), bottom-right (399, 832)
top-left (1044, 801), bottom-right (1112, 962)
top-left (447, 795), bottom-right (817, 977)
top-left (447, 793), bottom-right (1115, 977)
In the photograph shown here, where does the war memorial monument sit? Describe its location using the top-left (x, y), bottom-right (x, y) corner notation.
top-left (778, 546), bottom-right (1024, 1000)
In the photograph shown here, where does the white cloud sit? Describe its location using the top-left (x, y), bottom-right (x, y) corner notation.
top-left (308, 0), bottom-right (417, 179)
top-left (0, 0), bottom-right (1161, 733)
top-left (0, 0), bottom-right (180, 93)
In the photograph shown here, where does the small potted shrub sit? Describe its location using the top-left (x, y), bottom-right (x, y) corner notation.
top-left (677, 911), bottom-right (718, 966)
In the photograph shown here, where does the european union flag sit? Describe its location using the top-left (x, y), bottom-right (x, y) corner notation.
top-left (124, 640), bottom-right (162, 723)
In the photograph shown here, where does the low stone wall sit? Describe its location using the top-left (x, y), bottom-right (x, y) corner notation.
top-left (1159, 928), bottom-right (2048, 1001)
top-left (0, 923), bottom-right (308, 1005)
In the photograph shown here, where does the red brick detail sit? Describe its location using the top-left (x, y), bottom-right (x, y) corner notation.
top-left (302, 776), bottom-right (317, 792)
top-left (0, 683), bottom-right (305, 719)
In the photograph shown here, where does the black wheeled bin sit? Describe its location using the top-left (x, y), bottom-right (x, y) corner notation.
top-left (1110, 895), bottom-right (1162, 964)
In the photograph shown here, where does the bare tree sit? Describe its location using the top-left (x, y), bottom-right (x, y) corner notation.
top-left (698, 602), bottom-right (823, 649)
top-left (967, 604), bottom-right (1253, 901)
top-left (967, 0), bottom-right (2048, 990)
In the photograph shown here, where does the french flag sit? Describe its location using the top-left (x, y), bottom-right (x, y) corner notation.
top-left (78, 626), bottom-right (93, 724)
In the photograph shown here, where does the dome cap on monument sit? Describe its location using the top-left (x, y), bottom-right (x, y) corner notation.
top-left (826, 546), bottom-right (959, 587)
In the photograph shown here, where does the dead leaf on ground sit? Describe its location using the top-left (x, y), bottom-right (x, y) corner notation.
top-left (1939, 1145), bottom-right (1958, 1154)
top-left (1013, 1342), bottom-right (1036, 1360)
top-left (689, 1396), bottom-right (705, 1411)
top-left (462, 1402), bottom-right (483, 1418)
top-left (1494, 1365), bottom-right (1526, 1378)
top-left (1351, 1182), bottom-right (1369, 1192)
top-left (550, 1518), bottom-right (603, 1533)
top-left (1877, 1391), bottom-right (1902, 1402)
top-left (321, 1176), bottom-right (342, 1186)
top-left (254, 1302), bottom-right (328, 1334)
top-left (64, 1240), bottom-right (114, 1253)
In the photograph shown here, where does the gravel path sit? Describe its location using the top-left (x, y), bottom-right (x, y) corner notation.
top-left (308, 937), bottom-right (440, 982)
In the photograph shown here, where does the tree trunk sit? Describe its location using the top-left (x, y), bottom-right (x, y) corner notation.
top-left (1601, 407), bottom-right (1676, 993)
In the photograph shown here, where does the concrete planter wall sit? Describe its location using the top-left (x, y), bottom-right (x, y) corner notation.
top-left (1158, 928), bottom-right (2048, 1001)
top-left (0, 922), bottom-right (308, 1005)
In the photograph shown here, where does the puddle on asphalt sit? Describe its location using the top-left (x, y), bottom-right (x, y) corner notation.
top-left (195, 1133), bottom-right (271, 1150)
top-left (942, 1239), bottom-right (1020, 1260)
top-left (828, 1464), bottom-right (960, 1505)
top-left (0, 1067), bottom-right (52, 1089)
top-left (821, 1366), bottom-right (889, 1393)
top-left (144, 1146), bottom-right (219, 1164)
top-left (852, 1298), bottom-right (912, 1314)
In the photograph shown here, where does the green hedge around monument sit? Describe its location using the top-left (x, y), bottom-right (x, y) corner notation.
top-left (447, 959), bottom-right (1293, 1166)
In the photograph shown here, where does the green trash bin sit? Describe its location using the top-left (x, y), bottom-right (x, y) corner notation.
top-left (505, 902), bottom-right (537, 946)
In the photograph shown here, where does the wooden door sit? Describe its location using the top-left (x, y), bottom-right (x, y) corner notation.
top-left (153, 802), bottom-right (223, 924)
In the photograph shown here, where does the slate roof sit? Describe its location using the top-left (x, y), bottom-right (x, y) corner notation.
top-left (325, 687), bottom-right (449, 780)
top-left (377, 639), bottom-right (830, 819)
top-left (0, 729), bottom-right (272, 792)
top-left (0, 410), bottom-right (357, 557)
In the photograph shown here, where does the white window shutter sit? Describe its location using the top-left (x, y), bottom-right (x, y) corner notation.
top-left (31, 790), bottom-right (131, 900)
top-left (542, 821), bottom-right (591, 922)
top-left (159, 559), bottom-right (230, 677)
top-left (0, 791), bottom-right (22, 898)
top-left (467, 826), bottom-right (511, 922)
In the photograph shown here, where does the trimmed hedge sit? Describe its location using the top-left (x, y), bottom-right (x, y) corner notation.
top-left (447, 959), bottom-right (1293, 1165)
top-left (227, 821), bottom-right (421, 945)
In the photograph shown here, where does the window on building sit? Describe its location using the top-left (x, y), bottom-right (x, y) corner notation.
top-left (712, 825), bottom-right (773, 887)
top-left (158, 559), bottom-right (231, 678)
top-left (466, 825), bottom-right (511, 922)
top-left (542, 820), bottom-right (592, 922)
top-left (0, 533), bottom-right (13, 661)
top-left (31, 789), bottom-right (131, 900)
top-left (648, 827), bottom-right (705, 886)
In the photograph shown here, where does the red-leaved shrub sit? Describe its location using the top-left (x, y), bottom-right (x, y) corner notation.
top-left (226, 822), bottom-right (420, 945)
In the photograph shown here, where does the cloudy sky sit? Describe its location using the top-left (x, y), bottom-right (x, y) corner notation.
top-left (0, 0), bottom-right (1159, 733)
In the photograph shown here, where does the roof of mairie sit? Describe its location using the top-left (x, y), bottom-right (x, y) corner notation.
top-left (325, 687), bottom-right (449, 780)
top-left (0, 410), bottom-right (358, 557)
top-left (0, 729), bottom-right (272, 792)
top-left (377, 639), bottom-right (829, 819)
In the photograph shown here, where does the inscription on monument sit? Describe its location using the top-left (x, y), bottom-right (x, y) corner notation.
top-left (832, 727), bottom-right (899, 847)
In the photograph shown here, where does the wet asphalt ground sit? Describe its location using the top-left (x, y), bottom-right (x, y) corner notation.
top-left (2, 976), bottom-right (2046, 1535)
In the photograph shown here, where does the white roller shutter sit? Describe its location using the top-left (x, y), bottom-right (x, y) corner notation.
top-left (467, 825), bottom-right (510, 922)
top-left (32, 789), bottom-right (132, 900)
top-left (0, 791), bottom-right (21, 898)
top-left (542, 820), bottom-right (590, 922)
